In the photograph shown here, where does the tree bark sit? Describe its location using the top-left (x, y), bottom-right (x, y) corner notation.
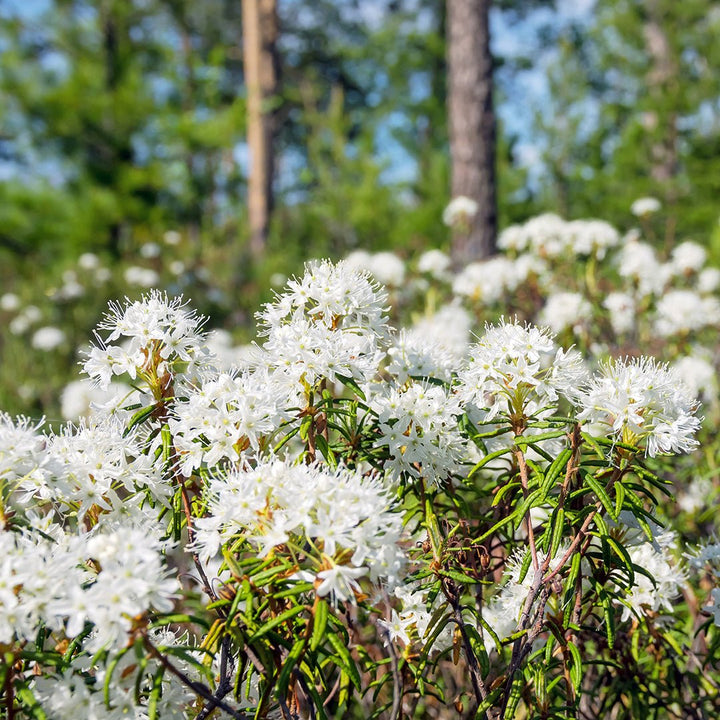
top-left (447, 0), bottom-right (497, 264)
top-left (242, 0), bottom-right (279, 258)
top-left (643, 0), bottom-right (678, 185)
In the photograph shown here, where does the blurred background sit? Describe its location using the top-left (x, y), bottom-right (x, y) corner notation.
top-left (1, 0), bottom-right (720, 418)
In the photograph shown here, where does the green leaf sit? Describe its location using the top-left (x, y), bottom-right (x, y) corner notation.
top-left (514, 429), bottom-right (567, 447)
top-left (124, 404), bottom-right (156, 436)
top-left (247, 604), bottom-right (305, 644)
top-left (327, 632), bottom-right (361, 690)
top-left (586, 473), bottom-right (618, 521)
top-left (335, 373), bottom-right (366, 400)
top-left (550, 507), bottom-right (565, 559)
top-left (277, 636), bottom-right (307, 697)
top-left (147, 665), bottom-right (166, 720)
top-left (542, 448), bottom-right (573, 495)
top-left (567, 640), bottom-right (582, 693)
top-left (311, 599), bottom-right (329, 652)
top-left (468, 447), bottom-right (513, 477)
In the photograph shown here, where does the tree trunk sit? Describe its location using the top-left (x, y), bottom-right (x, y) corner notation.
top-left (643, 0), bottom-right (678, 185)
top-left (242, 0), bottom-right (279, 258)
top-left (447, 0), bottom-right (497, 264)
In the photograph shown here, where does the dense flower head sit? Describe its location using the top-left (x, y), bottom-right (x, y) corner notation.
top-left (386, 305), bottom-right (469, 384)
top-left (630, 196), bottom-right (661, 217)
top-left (0, 412), bottom-right (46, 486)
top-left (616, 239), bottom-right (669, 297)
top-left (194, 459), bottom-right (405, 602)
top-left (616, 530), bottom-right (686, 622)
top-left (169, 369), bottom-right (286, 475)
top-left (442, 195), bottom-right (478, 227)
top-left (452, 256), bottom-right (524, 303)
top-left (603, 292), bottom-right (636, 336)
top-left (498, 214), bottom-right (619, 260)
top-left (0, 520), bottom-right (176, 652)
top-left (372, 382), bottom-right (465, 484)
top-left (83, 291), bottom-right (209, 390)
top-left (38, 417), bottom-right (167, 517)
top-left (670, 240), bottom-right (707, 275)
top-left (539, 291), bottom-right (592, 335)
top-left (457, 320), bottom-right (587, 422)
top-left (654, 289), bottom-right (720, 337)
top-left (576, 357), bottom-right (701, 456)
top-left (257, 312), bottom-right (385, 389)
top-left (258, 258), bottom-right (388, 334)
top-left (345, 249), bottom-right (406, 287)
top-left (379, 582), bottom-right (453, 651)
top-left (256, 260), bottom-right (389, 391)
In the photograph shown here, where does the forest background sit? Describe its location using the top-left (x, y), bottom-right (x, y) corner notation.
top-left (1, 0), bottom-right (719, 418)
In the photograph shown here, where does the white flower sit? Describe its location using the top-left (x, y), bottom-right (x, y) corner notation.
top-left (83, 291), bottom-right (209, 390)
top-left (78, 252), bottom-right (100, 270)
top-left (124, 266), bottom-right (160, 287)
top-left (194, 459), bottom-right (405, 601)
top-left (630, 196), bottom-right (661, 217)
top-left (315, 564), bottom-right (367, 603)
top-left (670, 241), bottom-right (706, 275)
top-left (673, 352), bottom-right (717, 403)
top-left (31, 326), bottom-right (66, 351)
top-left (163, 230), bottom-right (182, 245)
top-left (539, 292), bottom-right (592, 335)
top-left (373, 382), bottom-right (465, 484)
top-left (617, 240), bottom-right (666, 296)
top-left (603, 292), bottom-right (636, 335)
top-left (654, 290), bottom-right (720, 337)
top-left (616, 533), bottom-right (686, 622)
top-left (417, 249), bottom-right (451, 279)
top-left (443, 196), bottom-right (478, 227)
top-left (346, 250), bottom-right (406, 287)
top-left (457, 320), bottom-right (587, 423)
top-left (576, 357), bottom-right (700, 456)
top-left (60, 379), bottom-right (134, 422)
top-left (452, 257), bottom-right (523, 303)
top-left (0, 293), bottom-right (20, 311)
top-left (140, 242), bottom-right (161, 259)
top-left (698, 267), bottom-right (720, 294)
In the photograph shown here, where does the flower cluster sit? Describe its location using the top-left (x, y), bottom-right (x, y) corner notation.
top-left (194, 459), bottom-right (405, 601)
top-left (576, 357), bottom-right (701, 456)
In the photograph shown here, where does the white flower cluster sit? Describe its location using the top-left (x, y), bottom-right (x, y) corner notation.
top-left (386, 304), bottom-right (470, 384)
top-left (379, 582), bottom-right (453, 651)
top-left (0, 519), bottom-right (177, 653)
top-left (170, 369), bottom-right (286, 475)
top-left (84, 290), bottom-right (209, 391)
top-left (443, 195), bottom-right (478, 227)
top-left (256, 259), bottom-right (388, 392)
top-left (194, 459), bottom-right (405, 602)
top-left (457, 321), bottom-right (587, 423)
top-left (498, 213), bottom-right (620, 259)
top-left (576, 357), bottom-right (701, 456)
top-left (619, 533), bottom-right (686, 622)
top-left (372, 382), bottom-right (465, 484)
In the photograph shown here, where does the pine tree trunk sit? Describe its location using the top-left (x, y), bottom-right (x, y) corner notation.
top-left (643, 0), bottom-right (678, 185)
top-left (447, 0), bottom-right (497, 264)
top-left (242, 0), bottom-right (279, 258)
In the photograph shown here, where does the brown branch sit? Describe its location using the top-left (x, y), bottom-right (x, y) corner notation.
top-left (514, 447), bottom-right (538, 571)
top-left (141, 635), bottom-right (247, 719)
top-left (441, 579), bottom-right (489, 714)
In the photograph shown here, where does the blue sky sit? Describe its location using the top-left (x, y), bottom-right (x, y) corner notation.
top-left (2, 0), bottom-right (595, 190)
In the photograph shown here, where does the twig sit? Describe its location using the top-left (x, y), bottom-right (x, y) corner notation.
top-left (441, 579), bottom-right (489, 714)
top-left (197, 637), bottom-right (236, 720)
top-left (376, 592), bottom-right (403, 720)
top-left (142, 635), bottom-right (247, 719)
top-left (514, 447), bottom-right (539, 571)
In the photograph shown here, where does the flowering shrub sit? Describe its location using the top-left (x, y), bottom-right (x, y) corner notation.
top-left (2, 256), bottom-right (720, 719)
